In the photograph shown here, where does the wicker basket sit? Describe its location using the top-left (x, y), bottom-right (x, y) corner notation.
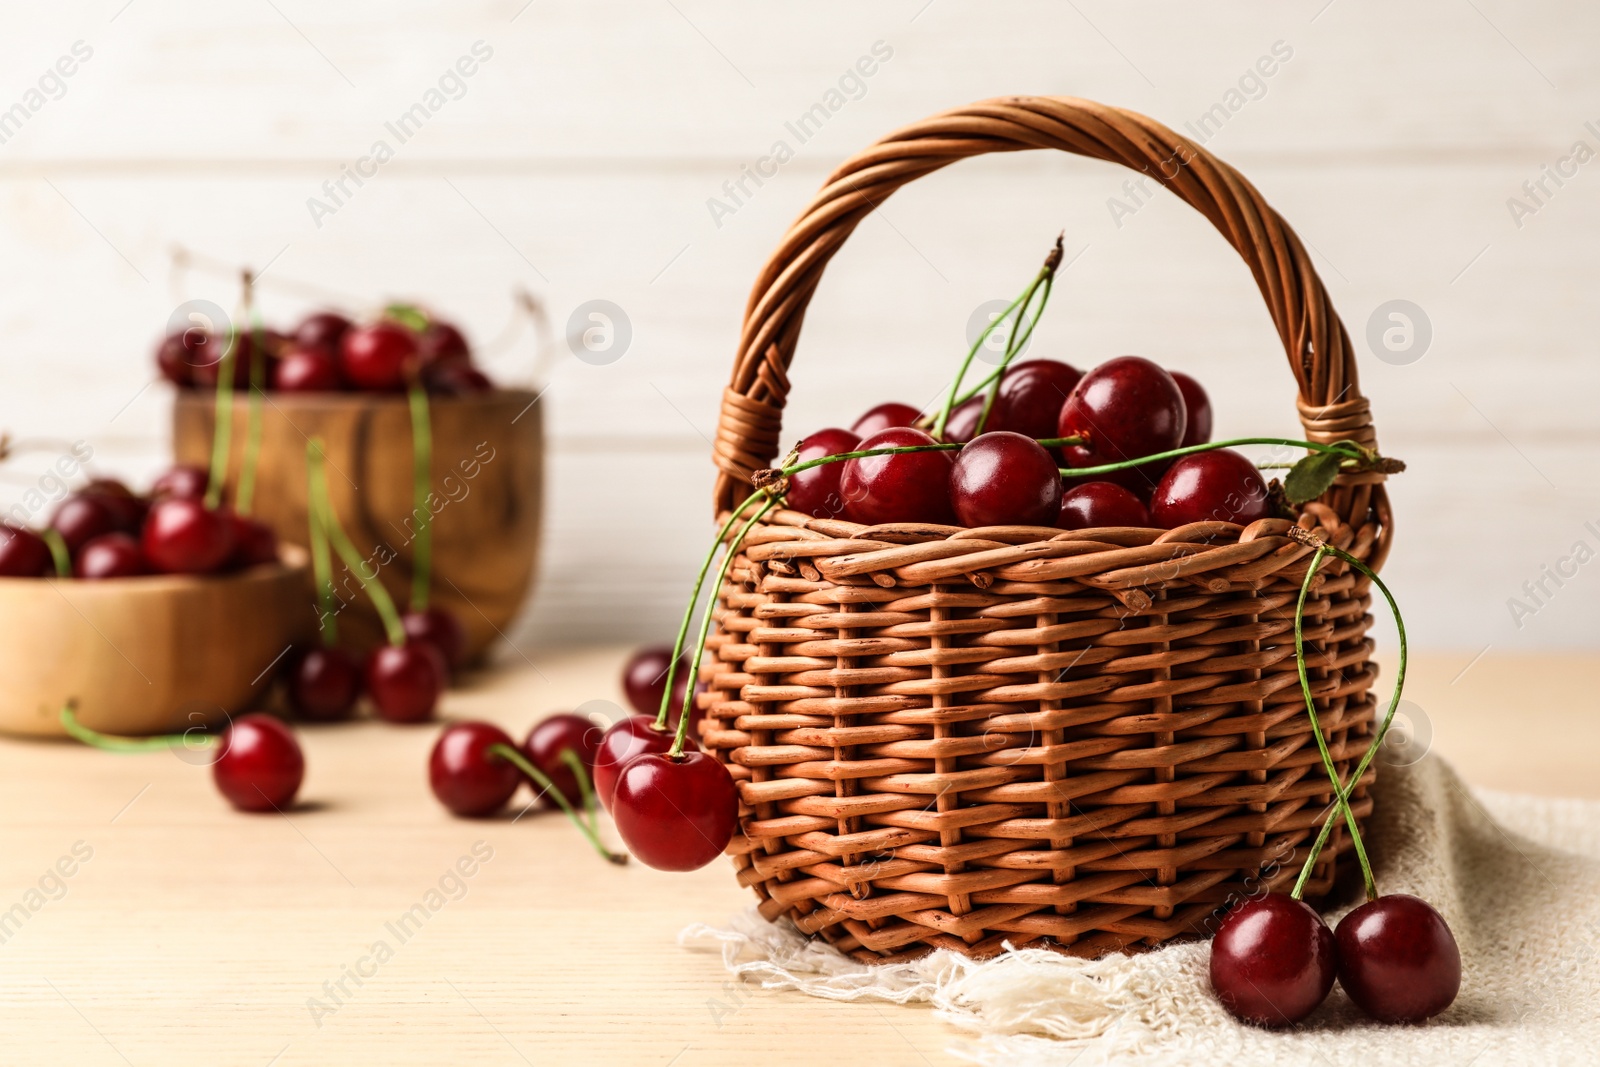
top-left (696, 96), bottom-right (1392, 962)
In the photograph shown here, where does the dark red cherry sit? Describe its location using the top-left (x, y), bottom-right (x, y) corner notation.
top-left (81, 479), bottom-right (147, 533)
top-left (611, 751), bottom-right (739, 871)
top-left (155, 328), bottom-right (222, 387)
top-left (402, 607), bottom-right (468, 672)
top-left (1171, 370), bottom-right (1212, 448)
top-left (285, 645), bottom-right (362, 722)
top-left (840, 427), bottom-right (956, 526)
top-left (191, 332), bottom-right (270, 390)
top-left (50, 494), bottom-right (119, 554)
top-left (422, 360), bottom-right (493, 396)
top-left (428, 721), bottom-right (522, 817)
top-left (1058, 356), bottom-right (1187, 492)
top-left (74, 533), bottom-right (147, 579)
top-left (949, 432), bottom-right (1061, 528)
top-left (621, 646), bottom-right (681, 718)
top-left (141, 498), bottom-right (234, 574)
top-left (1058, 481), bottom-right (1152, 529)
top-left (227, 514), bottom-right (279, 569)
top-left (940, 395), bottom-right (988, 444)
top-left (272, 346), bottom-right (343, 392)
top-left (0, 524), bottom-right (51, 577)
top-left (212, 713), bottom-right (305, 812)
top-left (418, 321), bottom-right (471, 365)
top-left (592, 715), bottom-right (685, 811)
top-left (1210, 893), bottom-right (1336, 1027)
top-left (850, 402), bottom-right (921, 438)
top-left (995, 359), bottom-right (1082, 439)
top-left (1335, 894), bottom-right (1460, 1024)
top-left (150, 465), bottom-right (209, 502)
top-left (339, 322), bottom-right (419, 392)
top-left (784, 428), bottom-right (860, 519)
top-left (1150, 448), bottom-right (1271, 528)
top-left (294, 311), bottom-right (352, 354)
top-left (366, 640), bottom-right (447, 723)
top-left (523, 713), bottom-right (604, 809)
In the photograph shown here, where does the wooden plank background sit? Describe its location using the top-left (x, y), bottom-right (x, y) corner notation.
top-left (3, 0), bottom-right (1598, 653)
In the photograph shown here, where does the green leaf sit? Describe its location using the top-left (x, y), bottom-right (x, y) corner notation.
top-left (384, 303), bottom-right (430, 333)
top-left (1284, 451), bottom-right (1345, 505)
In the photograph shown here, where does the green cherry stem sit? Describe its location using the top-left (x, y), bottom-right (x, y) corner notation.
top-left (41, 528), bottom-right (71, 577)
top-left (407, 382), bottom-right (434, 613)
top-left (560, 748), bottom-right (600, 834)
top-left (203, 328), bottom-right (240, 511)
top-left (974, 272), bottom-right (1056, 438)
top-left (1057, 437), bottom-right (1368, 480)
top-left (307, 438), bottom-right (406, 647)
top-left (486, 742), bottom-right (626, 865)
top-left (304, 447), bottom-right (339, 648)
top-left (236, 304), bottom-right (267, 517)
top-left (59, 703), bottom-right (217, 755)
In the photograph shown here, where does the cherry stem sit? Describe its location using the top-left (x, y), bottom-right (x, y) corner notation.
top-left (486, 742), bottom-right (626, 865)
top-left (307, 438), bottom-right (406, 647)
top-left (236, 302), bottom-right (266, 517)
top-left (304, 446), bottom-right (339, 648)
top-left (559, 748), bottom-right (600, 834)
top-left (408, 383), bottom-right (433, 613)
top-left (974, 273), bottom-right (1055, 438)
top-left (204, 328), bottom-right (239, 512)
top-left (1289, 538), bottom-right (1409, 903)
top-left (59, 703), bottom-right (217, 754)
top-left (1057, 437), bottom-right (1368, 479)
top-left (41, 528), bottom-right (71, 577)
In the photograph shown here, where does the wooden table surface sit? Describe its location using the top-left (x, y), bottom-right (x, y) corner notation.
top-left (0, 645), bottom-right (1591, 1066)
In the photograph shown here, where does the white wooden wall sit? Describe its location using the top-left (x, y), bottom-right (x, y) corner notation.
top-left (3, 0), bottom-right (1599, 656)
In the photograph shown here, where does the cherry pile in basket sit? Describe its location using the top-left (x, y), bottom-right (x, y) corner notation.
top-left (156, 306), bottom-right (493, 396)
top-left (0, 466), bottom-right (277, 579)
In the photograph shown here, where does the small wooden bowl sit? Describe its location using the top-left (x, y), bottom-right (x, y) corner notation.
top-left (0, 547), bottom-right (312, 738)
top-left (173, 389), bottom-right (544, 664)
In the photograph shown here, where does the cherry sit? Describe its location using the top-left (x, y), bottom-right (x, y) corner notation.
top-left (784, 428), bottom-right (860, 519)
top-left (428, 721), bottom-right (522, 817)
top-left (227, 514), bottom-right (279, 568)
top-left (621, 645), bottom-right (682, 717)
top-left (74, 533), bottom-right (147, 579)
top-left (993, 359), bottom-right (1082, 439)
top-left (1058, 356), bottom-right (1187, 492)
top-left (422, 361), bottom-right (493, 396)
top-left (81, 479), bottom-right (147, 533)
top-left (611, 751), bottom-right (739, 871)
top-left (1058, 481), bottom-right (1151, 529)
top-left (49, 494), bottom-right (119, 554)
top-left (1150, 448), bottom-right (1271, 528)
top-left (191, 331), bottom-right (269, 389)
top-left (522, 713), bottom-right (604, 809)
top-left (850, 402), bottom-right (921, 438)
top-left (285, 645), bottom-right (362, 722)
top-left (949, 431), bottom-right (1061, 527)
top-left (272, 346), bottom-right (342, 392)
top-left (940, 395), bottom-right (987, 444)
top-left (294, 311), bottom-right (352, 354)
top-left (339, 322), bottom-right (419, 392)
top-left (1210, 893), bottom-right (1336, 1027)
top-left (141, 498), bottom-right (235, 574)
top-left (366, 639), bottom-right (447, 723)
top-left (212, 713), bottom-right (305, 812)
top-left (1335, 894), bottom-right (1461, 1023)
top-left (402, 606), bottom-right (468, 672)
top-left (155, 328), bottom-right (221, 386)
top-left (592, 714), bottom-right (686, 811)
top-left (150, 465), bottom-right (209, 502)
top-left (840, 427), bottom-right (955, 526)
top-left (418, 321), bottom-right (470, 365)
top-left (0, 523), bottom-right (52, 577)
top-left (1171, 370), bottom-right (1213, 448)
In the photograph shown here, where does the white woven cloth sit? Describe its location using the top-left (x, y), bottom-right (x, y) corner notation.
top-left (680, 755), bottom-right (1600, 1065)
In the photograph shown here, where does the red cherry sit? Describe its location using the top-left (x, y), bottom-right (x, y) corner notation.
top-left (191, 332), bottom-right (271, 389)
top-left (428, 721), bottom-right (522, 817)
top-left (50, 494), bottom-right (119, 554)
top-left (621, 646), bottom-right (681, 718)
top-left (785, 428), bottom-right (860, 519)
top-left (949, 431), bottom-right (1061, 527)
top-left (0, 524), bottom-right (51, 577)
top-left (523, 713), bottom-right (604, 809)
top-left (592, 714), bottom-right (686, 811)
top-left (611, 751), bottom-right (739, 871)
top-left (1058, 356), bottom-right (1187, 492)
top-left (994, 360), bottom-right (1082, 439)
top-left (141, 498), bottom-right (235, 574)
top-left (366, 640), bottom-right (447, 723)
top-left (1150, 448), bottom-right (1271, 528)
top-left (418, 321), bottom-right (471, 365)
top-left (1210, 893), bottom-right (1336, 1026)
top-left (840, 427), bottom-right (955, 526)
top-left (1335, 894), bottom-right (1461, 1023)
top-left (74, 533), bottom-right (147, 579)
top-left (294, 311), bottom-right (352, 354)
top-left (272, 346), bottom-right (343, 392)
top-left (1171, 370), bottom-right (1213, 448)
top-left (940, 395), bottom-right (988, 444)
top-left (1058, 481), bottom-right (1151, 529)
top-left (422, 361), bottom-right (493, 396)
top-left (212, 713), bottom-right (305, 812)
top-left (226, 514), bottom-right (279, 569)
top-left (285, 645), bottom-right (362, 722)
top-left (339, 322), bottom-right (419, 392)
top-left (150, 465), bottom-right (209, 502)
top-left (81, 479), bottom-right (147, 533)
top-left (402, 607), bottom-right (468, 671)
top-left (850, 402), bottom-right (921, 438)
top-left (155, 328), bottom-right (222, 387)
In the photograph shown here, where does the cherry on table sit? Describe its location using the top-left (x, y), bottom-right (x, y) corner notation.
top-left (592, 714), bottom-right (686, 811)
top-left (1210, 893), bottom-right (1336, 1026)
top-left (1171, 370), bottom-right (1213, 448)
top-left (1058, 355), bottom-right (1187, 492)
top-left (339, 322), bottom-right (419, 392)
top-left (621, 646), bottom-right (682, 717)
top-left (1335, 894), bottom-right (1461, 1023)
top-left (1150, 448), bottom-right (1271, 528)
top-left (523, 713), bottom-right (604, 809)
top-left (285, 645), bottom-right (362, 722)
top-left (50, 494), bottom-right (119, 554)
top-left (611, 750), bottom-right (739, 871)
top-left (840, 427), bottom-right (955, 526)
top-left (1058, 481), bottom-right (1152, 530)
top-left (0, 524), bottom-right (52, 577)
top-left (227, 514), bottom-right (280, 569)
top-left (422, 361), bottom-right (493, 396)
top-left (212, 713), bottom-right (305, 812)
top-left (949, 431), bottom-right (1061, 527)
top-left (150, 465), bottom-right (209, 502)
top-left (850, 402), bottom-right (921, 438)
top-left (418, 321), bottom-right (470, 365)
top-left (294, 311), bottom-right (352, 354)
top-left (784, 428), bottom-right (860, 519)
top-left (142, 498), bottom-right (235, 574)
top-left (402, 606), bottom-right (468, 672)
top-left (366, 639), bottom-right (447, 723)
top-left (428, 721), bottom-right (522, 817)
top-left (273, 346), bottom-right (343, 392)
top-left (74, 533), bottom-right (147, 579)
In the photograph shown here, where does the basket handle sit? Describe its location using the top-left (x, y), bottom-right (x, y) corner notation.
top-left (712, 95), bottom-right (1385, 530)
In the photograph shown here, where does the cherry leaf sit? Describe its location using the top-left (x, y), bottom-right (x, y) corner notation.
top-left (1284, 451), bottom-right (1344, 505)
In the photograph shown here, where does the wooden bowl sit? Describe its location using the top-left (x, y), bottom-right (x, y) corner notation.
top-left (173, 389), bottom-right (543, 663)
top-left (0, 547), bottom-right (312, 738)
